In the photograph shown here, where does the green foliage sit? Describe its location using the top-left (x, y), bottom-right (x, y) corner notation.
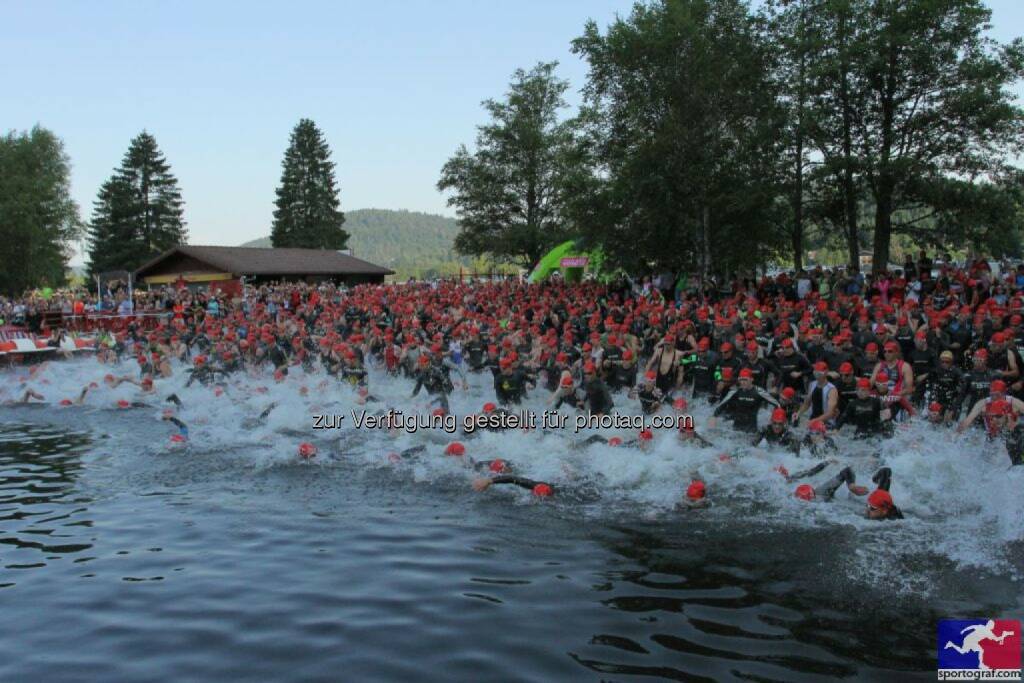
top-left (438, 62), bottom-right (577, 268)
top-left (242, 209), bottom-right (517, 281)
top-left (570, 0), bottom-right (787, 276)
top-left (0, 126), bottom-right (82, 295)
top-left (87, 131), bottom-right (186, 278)
top-left (765, 0), bottom-right (1024, 271)
top-left (271, 119), bottom-right (348, 250)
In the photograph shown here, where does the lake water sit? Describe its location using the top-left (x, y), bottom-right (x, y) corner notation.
top-left (0, 360), bottom-right (1021, 681)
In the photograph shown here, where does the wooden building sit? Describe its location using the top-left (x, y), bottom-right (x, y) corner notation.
top-left (134, 246), bottom-right (393, 294)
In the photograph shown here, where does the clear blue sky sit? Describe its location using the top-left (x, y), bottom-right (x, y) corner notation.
top-left (3, 1), bottom-right (1021, 264)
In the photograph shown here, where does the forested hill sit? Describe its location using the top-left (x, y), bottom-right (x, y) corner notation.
top-left (240, 209), bottom-right (478, 279)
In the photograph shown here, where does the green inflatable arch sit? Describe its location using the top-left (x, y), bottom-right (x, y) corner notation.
top-left (528, 239), bottom-right (600, 284)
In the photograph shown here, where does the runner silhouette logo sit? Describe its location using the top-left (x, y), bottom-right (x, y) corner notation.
top-left (938, 619), bottom-right (1021, 679)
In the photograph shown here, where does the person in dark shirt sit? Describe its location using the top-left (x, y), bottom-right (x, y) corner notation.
top-left (582, 361), bottom-right (614, 415)
top-left (834, 378), bottom-right (891, 438)
top-left (710, 368), bottom-right (779, 433)
top-left (774, 338), bottom-right (811, 397)
top-left (907, 330), bottom-right (937, 407)
top-left (752, 407), bottom-right (801, 454)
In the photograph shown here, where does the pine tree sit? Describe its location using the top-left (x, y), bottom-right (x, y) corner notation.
top-left (271, 119), bottom-right (348, 249)
top-left (87, 132), bottom-right (186, 277)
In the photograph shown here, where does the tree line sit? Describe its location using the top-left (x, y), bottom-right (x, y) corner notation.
top-left (439, 0), bottom-right (1024, 276)
top-left (0, 118), bottom-right (348, 294)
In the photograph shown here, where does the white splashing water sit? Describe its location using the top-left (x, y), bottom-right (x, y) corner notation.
top-left (5, 355), bottom-right (1023, 583)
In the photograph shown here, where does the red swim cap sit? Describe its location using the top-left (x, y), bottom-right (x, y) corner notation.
top-left (644, 370), bottom-right (656, 382)
top-left (808, 421), bottom-right (826, 433)
top-left (489, 459), bottom-right (508, 473)
top-left (839, 362), bottom-right (854, 374)
top-left (59, 399), bottom-right (72, 406)
top-left (560, 375), bottom-right (574, 387)
top-left (781, 387), bottom-right (796, 400)
top-left (929, 401), bottom-right (943, 413)
top-left (170, 434), bottom-right (186, 443)
top-left (532, 483), bottom-right (553, 497)
top-left (608, 437), bottom-right (623, 447)
top-left (445, 442), bottom-right (466, 457)
top-left (795, 484), bottom-right (815, 501)
top-left (771, 408), bottom-right (787, 423)
top-left (673, 398), bottom-right (688, 411)
top-left (867, 488), bottom-right (893, 510)
top-left (298, 442), bottom-right (317, 459)
top-left (856, 378), bottom-right (871, 389)
top-left (639, 429), bottom-right (653, 441)
top-left (991, 380), bottom-right (1007, 394)
top-left (739, 368), bottom-right (753, 380)
top-left (117, 399), bottom-right (130, 409)
top-left (483, 402), bottom-right (497, 413)
top-left (686, 480), bottom-right (706, 500)
top-left (813, 361), bottom-right (828, 373)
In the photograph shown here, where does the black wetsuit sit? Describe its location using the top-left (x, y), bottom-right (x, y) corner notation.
top-left (742, 357), bottom-right (778, 390)
top-left (635, 385), bottom-right (664, 415)
top-left (776, 352), bottom-right (811, 395)
top-left (714, 386), bottom-right (779, 433)
top-left (488, 476), bottom-right (553, 494)
top-left (494, 369), bottom-right (530, 405)
top-left (835, 377), bottom-right (858, 414)
top-left (835, 395), bottom-right (888, 438)
top-left (465, 340), bottom-right (487, 371)
top-left (753, 425), bottom-right (801, 454)
top-left (649, 345), bottom-right (684, 395)
top-left (807, 381), bottom-right (838, 423)
top-left (800, 434), bottom-right (838, 457)
top-left (412, 364), bottom-right (454, 411)
top-left (689, 352), bottom-right (719, 398)
top-left (583, 376), bottom-right (614, 415)
top-left (908, 347), bottom-right (936, 404)
top-left (930, 365), bottom-right (964, 414)
top-left (960, 368), bottom-right (996, 413)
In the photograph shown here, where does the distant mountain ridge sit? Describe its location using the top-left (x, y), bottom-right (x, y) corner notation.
top-left (240, 208), bottom-right (472, 279)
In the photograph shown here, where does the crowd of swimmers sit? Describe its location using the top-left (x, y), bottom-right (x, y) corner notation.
top-left (5, 259), bottom-right (1022, 523)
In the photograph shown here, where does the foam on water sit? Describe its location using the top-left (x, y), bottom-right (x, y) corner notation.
top-left (5, 355), bottom-right (1022, 588)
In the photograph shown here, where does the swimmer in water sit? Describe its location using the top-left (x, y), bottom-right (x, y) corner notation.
top-left (162, 413), bottom-right (189, 443)
top-left (790, 463), bottom-right (868, 499)
top-left (676, 475), bottom-right (710, 510)
top-left (864, 467), bottom-right (903, 520)
top-left (676, 421), bottom-right (715, 448)
top-left (472, 475), bottom-right (554, 498)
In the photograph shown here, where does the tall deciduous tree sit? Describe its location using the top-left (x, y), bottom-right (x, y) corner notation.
top-left (88, 132), bottom-right (186, 277)
top-left (0, 126), bottom-right (82, 294)
top-left (438, 62), bottom-right (576, 268)
top-left (271, 119), bottom-right (348, 250)
top-left (817, 0), bottom-right (1023, 271)
top-left (572, 0), bottom-right (786, 277)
